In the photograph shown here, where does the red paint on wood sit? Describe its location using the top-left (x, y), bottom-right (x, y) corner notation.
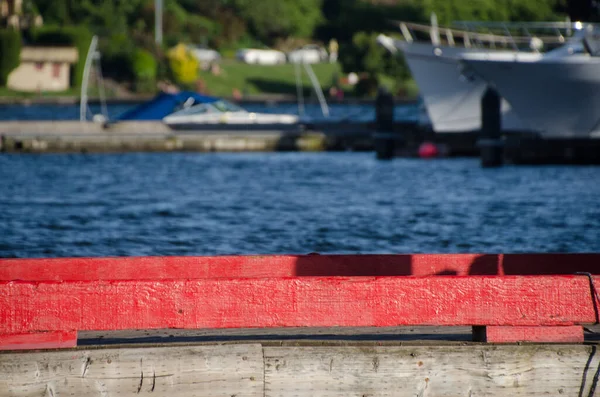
top-left (1, 254), bottom-right (599, 281)
top-left (474, 326), bottom-right (584, 343)
top-left (0, 331), bottom-right (77, 351)
top-left (0, 276), bottom-right (597, 334)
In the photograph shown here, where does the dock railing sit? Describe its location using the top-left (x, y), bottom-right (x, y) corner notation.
top-left (1, 253), bottom-right (600, 350)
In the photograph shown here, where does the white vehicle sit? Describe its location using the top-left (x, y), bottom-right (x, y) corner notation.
top-left (236, 48), bottom-right (286, 65)
top-left (287, 44), bottom-right (328, 64)
top-left (377, 18), bottom-right (578, 134)
top-left (188, 46), bottom-right (221, 69)
top-left (461, 26), bottom-right (600, 138)
top-left (163, 99), bottom-right (300, 131)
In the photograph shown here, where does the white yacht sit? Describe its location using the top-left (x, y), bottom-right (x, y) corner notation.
top-left (460, 25), bottom-right (600, 138)
top-left (377, 17), bottom-right (576, 134)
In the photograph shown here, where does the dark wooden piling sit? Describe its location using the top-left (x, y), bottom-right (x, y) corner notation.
top-left (479, 86), bottom-right (504, 167)
top-left (374, 89), bottom-right (402, 160)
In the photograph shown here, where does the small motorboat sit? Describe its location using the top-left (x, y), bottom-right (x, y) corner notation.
top-left (115, 91), bottom-right (302, 133)
top-left (163, 98), bottom-right (300, 132)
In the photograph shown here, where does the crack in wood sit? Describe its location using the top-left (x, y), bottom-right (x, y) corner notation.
top-left (137, 358), bottom-right (143, 394)
top-left (81, 357), bottom-right (90, 378)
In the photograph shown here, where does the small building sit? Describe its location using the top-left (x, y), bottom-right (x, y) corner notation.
top-left (7, 47), bottom-right (79, 92)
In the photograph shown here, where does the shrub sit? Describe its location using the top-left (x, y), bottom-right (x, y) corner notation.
top-left (132, 49), bottom-right (157, 93)
top-left (63, 26), bottom-right (93, 88)
top-left (340, 31), bottom-right (413, 97)
top-left (28, 27), bottom-right (72, 45)
top-left (99, 34), bottom-right (136, 84)
top-left (0, 29), bottom-right (22, 86)
top-left (339, 32), bottom-right (386, 76)
top-left (166, 43), bottom-right (199, 86)
top-left (354, 75), bottom-right (379, 98)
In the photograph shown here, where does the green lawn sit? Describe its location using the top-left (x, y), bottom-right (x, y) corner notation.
top-left (201, 60), bottom-right (342, 97)
top-left (0, 61), bottom-right (418, 100)
top-left (0, 62), bottom-right (342, 100)
top-left (0, 87), bottom-right (80, 98)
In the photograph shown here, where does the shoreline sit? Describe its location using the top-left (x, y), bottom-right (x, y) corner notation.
top-left (0, 94), bottom-right (419, 106)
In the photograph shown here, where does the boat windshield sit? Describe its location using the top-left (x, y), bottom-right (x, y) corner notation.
top-left (168, 100), bottom-right (246, 117)
top-left (211, 100), bottom-right (246, 113)
top-left (170, 103), bottom-right (215, 116)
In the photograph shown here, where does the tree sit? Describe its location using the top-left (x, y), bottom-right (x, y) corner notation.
top-left (564, 0), bottom-right (599, 21)
top-left (132, 49), bottom-right (157, 92)
top-left (0, 29), bottom-right (22, 86)
top-left (33, 0), bottom-right (71, 25)
top-left (419, 0), bottom-right (564, 24)
top-left (233, 0), bottom-right (323, 44)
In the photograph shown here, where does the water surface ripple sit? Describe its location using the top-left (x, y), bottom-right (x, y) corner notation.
top-left (0, 153), bottom-right (598, 257)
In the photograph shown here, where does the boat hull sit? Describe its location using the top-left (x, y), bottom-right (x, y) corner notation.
top-left (462, 56), bottom-right (600, 138)
top-left (165, 122), bottom-right (304, 133)
top-left (395, 41), bottom-right (525, 133)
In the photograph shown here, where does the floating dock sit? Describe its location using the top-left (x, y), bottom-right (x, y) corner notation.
top-left (1, 254), bottom-right (600, 396)
top-left (0, 120), bottom-right (481, 157)
top-left (1, 119), bottom-right (600, 165)
top-left (0, 120), bottom-right (375, 153)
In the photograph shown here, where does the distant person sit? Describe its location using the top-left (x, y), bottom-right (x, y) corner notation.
top-left (210, 63), bottom-right (221, 76)
top-left (329, 39), bottom-right (338, 63)
top-left (196, 79), bottom-right (207, 94)
top-left (329, 86), bottom-right (344, 101)
top-left (158, 80), bottom-right (179, 94)
top-left (232, 88), bottom-right (242, 101)
top-left (329, 86), bottom-right (338, 99)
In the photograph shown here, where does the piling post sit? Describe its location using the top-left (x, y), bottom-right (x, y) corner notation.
top-left (374, 88), bottom-right (398, 160)
top-left (479, 86), bottom-right (504, 167)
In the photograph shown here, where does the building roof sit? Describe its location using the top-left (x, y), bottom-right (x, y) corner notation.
top-left (20, 47), bottom-right (79, 63)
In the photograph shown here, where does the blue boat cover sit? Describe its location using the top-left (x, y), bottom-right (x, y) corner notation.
top-left (116, 91), bottom-right (218, 121)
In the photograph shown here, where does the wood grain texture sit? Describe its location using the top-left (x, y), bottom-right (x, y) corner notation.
top-left (264, 344), bottom-right (599, 397)
top-left (0, 344), bottom-right (264, 397)
top-left (1, 276), bottom-right (597, 335)
top-left (3, 343), bottom-right (600, 397)
top-left (2, 254), bottom-right (599, 281)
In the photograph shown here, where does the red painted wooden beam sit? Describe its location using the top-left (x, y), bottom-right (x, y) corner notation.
top-left (0, 331), bottom-right (77, 351)
top-left (1, 254), bottom-right (599, 281)
top-left (473, 326), bottom-right (584, 343)
top-left (1, 276), bottom-right (597, 334)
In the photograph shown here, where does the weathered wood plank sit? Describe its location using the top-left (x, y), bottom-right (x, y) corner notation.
top-left (0, 344), bottom-right (264, 397)
top-left (2, 254), bottom-right (599, 281)
top-left (264, 344), bottom-right (599, 397)
top-left (3, 343), bottom-right (600, 397)
top-left (0, 276), bottom-right (597, 335)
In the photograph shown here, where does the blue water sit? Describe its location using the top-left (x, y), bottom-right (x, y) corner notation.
top-left (0, 152), bottom-right (598, 258)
